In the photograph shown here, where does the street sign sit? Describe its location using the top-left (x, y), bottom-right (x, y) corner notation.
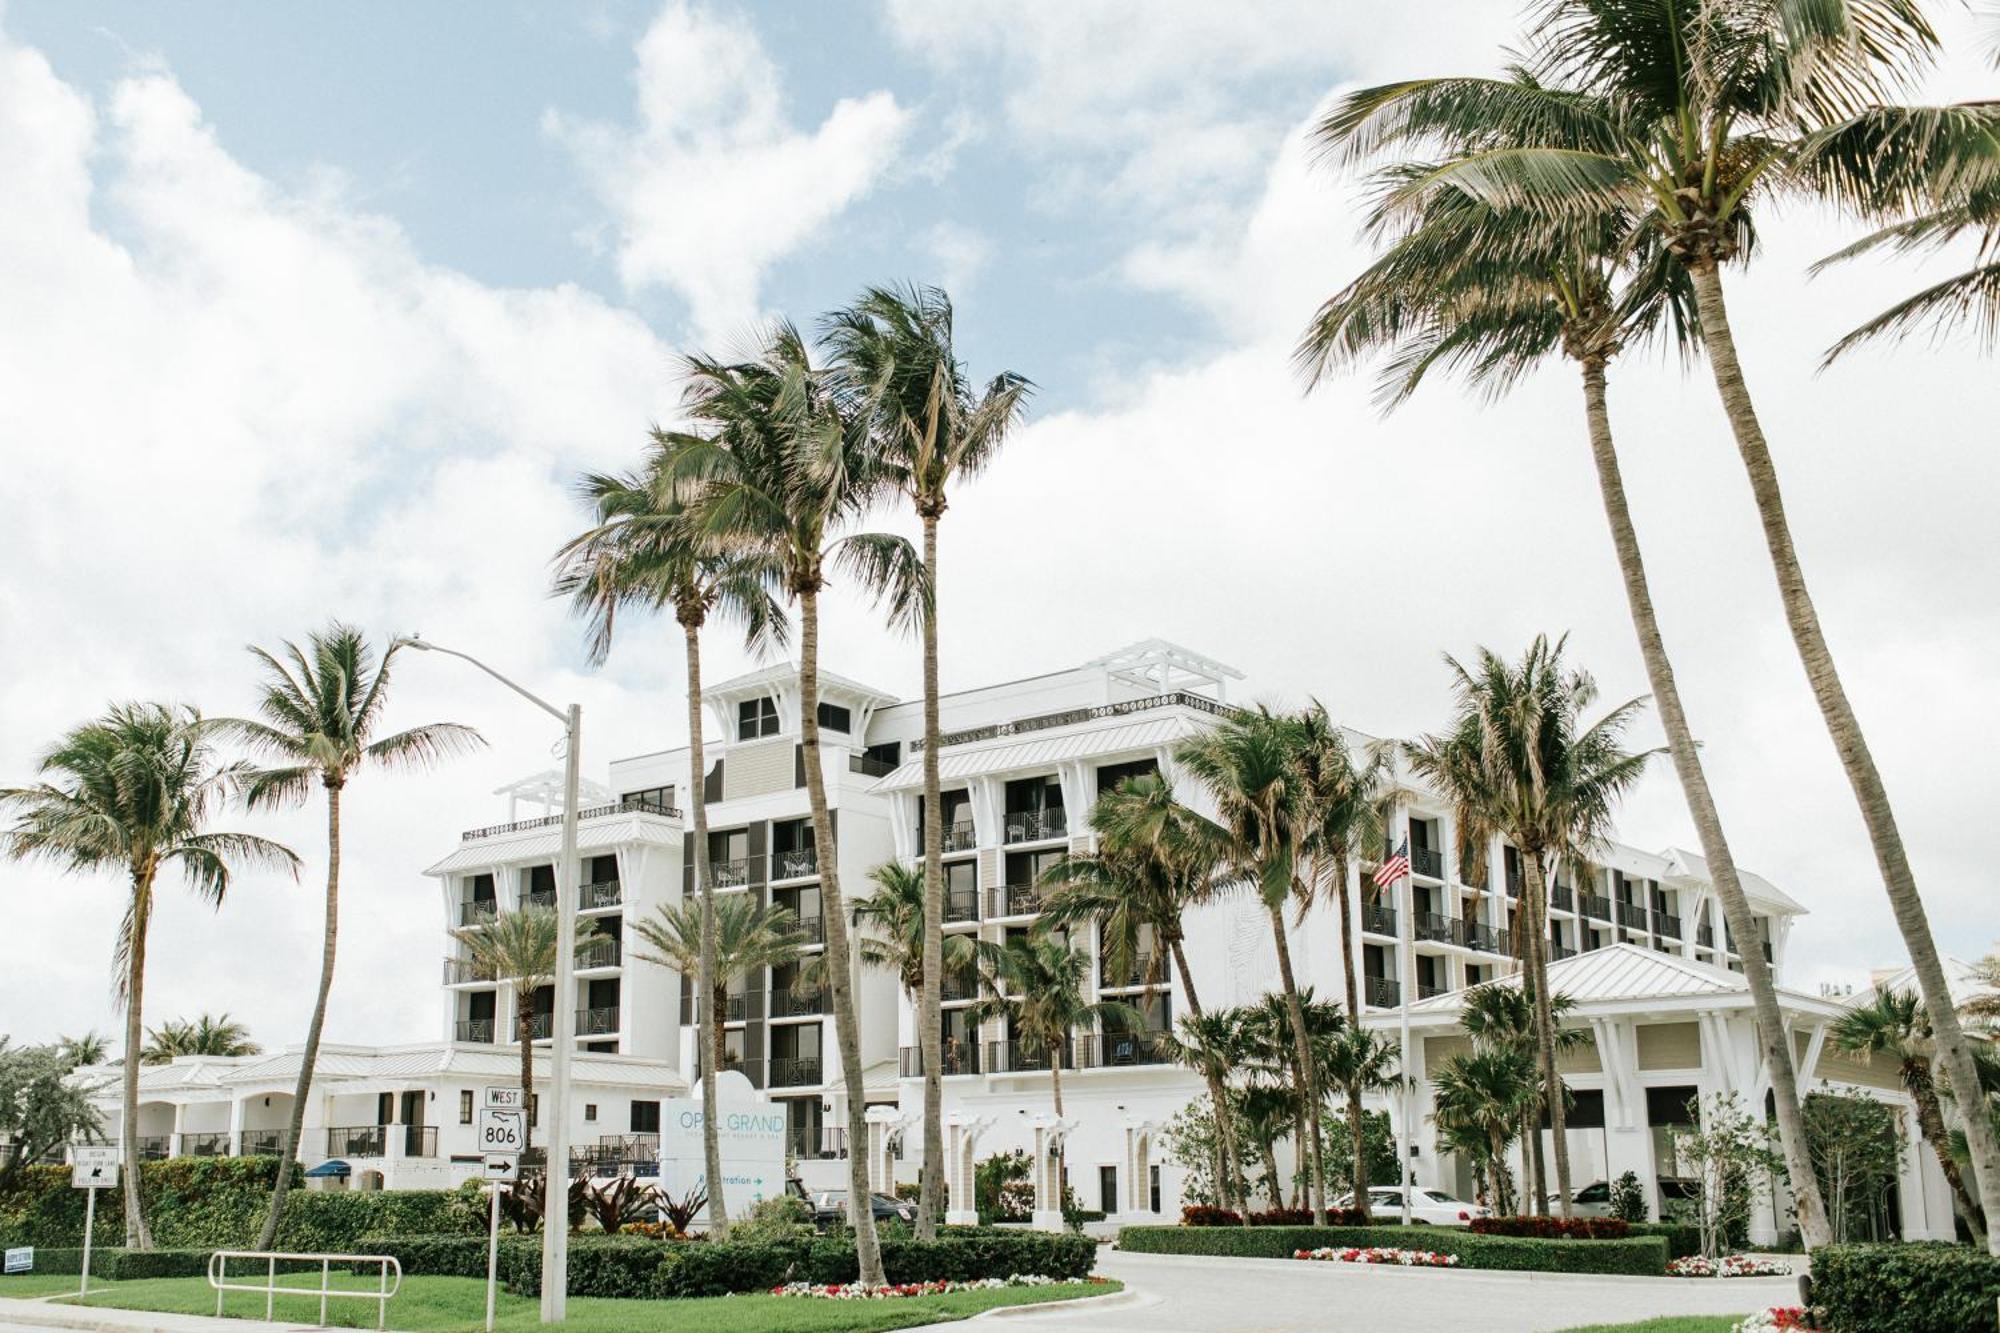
top-left (483, 1155), bottom-right (518, 1181)
top-left (71, 1147), bottom-right (119, 1190)
top-left (4, 1248), bottom-right (31, 1275)
top-left (484, 1086), bottom-right (526, 1111)
top-left (478, 1107), bottom-right (525, 1159)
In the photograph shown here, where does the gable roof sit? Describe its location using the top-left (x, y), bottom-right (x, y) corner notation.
top-left (1400, 942), bottom-right (1825, 1018)
top-left (1659, 846), bottom-right (1807, 915)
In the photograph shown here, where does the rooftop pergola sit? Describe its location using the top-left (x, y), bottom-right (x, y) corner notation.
top-left (1087, 638), bottom-right (1244, 701)
top-left (492, 769), bottom-right (611, 820)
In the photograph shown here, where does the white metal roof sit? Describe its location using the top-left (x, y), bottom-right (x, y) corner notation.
top-left (1659, 846), bottom-right (1807, 915)
top-left (703, 662), bottom-right (898, 706)
top-left (425, 809), bottom-right (680, 876)
top-left (1849, 956), bottom-right (1989, 1009)
top-left (93, 1043), bottom-right (688, 1101)
top-left (1401, 943), bottom-right (1819, 1017)
top-left (873, 713), bottom-right (1210, 791)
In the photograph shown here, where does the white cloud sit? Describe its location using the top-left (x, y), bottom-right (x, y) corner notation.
top-left (921, 221), bottom-right (991, 294)
top-left (547, 2), bottom-right (912, 344)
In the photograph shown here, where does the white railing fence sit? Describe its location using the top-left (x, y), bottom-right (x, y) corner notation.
top-left (206, 1250), bottom-right (402, 1329)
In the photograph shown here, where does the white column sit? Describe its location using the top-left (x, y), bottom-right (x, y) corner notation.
top-left (1030, 1116), bottom-right (1076, 1232)
top-left (170, 1102), bottom-right (186, 1159)
top-left (945, 1114), bottom-right (993, 1226)
top-left (1120, 1118), bottom-right (1161, 1221)
top-left (227, 1097), bottom-right (247, 1157)
top-left (864, 1106), bottom-right (911, 1195)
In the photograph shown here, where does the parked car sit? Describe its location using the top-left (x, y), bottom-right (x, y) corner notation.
top-left (1566, 1180), bottom-right (1616, 1218)
top-left (1333, 1185), bottom-right (1489, 1225)
top-left (808, 1188), bottom-right (917, 1228)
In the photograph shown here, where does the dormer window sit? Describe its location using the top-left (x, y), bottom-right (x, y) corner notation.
top-left (738, 697), bottom-right (779, 740)
top-left (816, 702), bottom-right (851, 733)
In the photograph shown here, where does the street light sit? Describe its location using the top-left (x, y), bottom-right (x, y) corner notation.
top-left (395, 635), bottom-right (581, 1323)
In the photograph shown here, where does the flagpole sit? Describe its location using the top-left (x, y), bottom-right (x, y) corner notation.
top-left (1396, 825), bottom-right (1414, 1227)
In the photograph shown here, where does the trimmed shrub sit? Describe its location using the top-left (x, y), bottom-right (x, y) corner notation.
top-left (1117, 1224), bottom-right (1667, 1275)
top-left (1181, 1205), bottom-right (1242, 1227)
top-left (1184, 1206), bottom-right (1372, 1228)
top-left (1471, 1216), bottom-right (1631, 1240)
top-left (352, 1234), bottom-right (517, 1280)
top-left (10, 1247), bottom-right (213, 1280)
top-left (275, 1184), bottom-right (485, 1251)
top-left (1813, 1243), bottom-right (2000, 1333)
top-left (1625, 1222), bottom-right (1702, 1260)
top-left (1248, 1208), bottom-right (1313, 1227)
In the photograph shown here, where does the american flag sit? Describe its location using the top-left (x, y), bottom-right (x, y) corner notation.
top-left (1373, 837), bottom-right (1411, 889)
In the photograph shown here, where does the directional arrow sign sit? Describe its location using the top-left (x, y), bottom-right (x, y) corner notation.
top-left (483, 1155), bottom-right (518, 1182)
top-left (71, 1147), bottom-right (119, 1191)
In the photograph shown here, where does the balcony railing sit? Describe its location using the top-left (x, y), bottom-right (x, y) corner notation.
top-left (1416, 982), bottom-right (1447, 1000)
top-left (899, 1043), bottom-right (981, 1077)
top-left (773, 847), bottom-right (818, 880)
top-left (237, 1130), bottom-right (284, 1157)
top-left (459, 899), bottom-right (498, 926)
top-left (443, 957), bottom-right (485, 986)
top-left (1580, 893), bottom-right (1614, 921)
top-left (579, 880), bottom-right (622, 911)
top-left (1456, 920), bottom-right (1501, 953)
top-left (1656, 913), bottom-right (1682, 940)
top-left (1506, 863), bottom-right (1523, 897)
top-left (461, 795), bottom-right (678, 841)
top-left (1364, 976), bottom-right (1402, 1008)
top-left (525, 1013), bottom-right (554, 1040)
top-left (769, 1056), bottom-right (824, 1087)
top-left (183, 1132), bottom-right (230, 1157)
top-left (1003, 809), bottom-right (1068, 844)
top-left (985, 883), bottom-right (1041, 918)
top-left (712, 858), bottom-right (751, 889)
top-left (1414, 912), bottom-right (1457, 944)
top-left (942, 821), bottom-right (976, 852)
top-left (1410, 845), bottom-right (1444, 879)
top-left (576, 937), bottom-right (622, 970)
top-left (523, 888), bottom-right (556, 913)
top-left (944, 890), bottom-right (979, 924)
top-left (941, 972), bottom-right (980, 1003)
top-left (1361, 902), bottom-right (1398, 936)
top-left (695, 1056), bottom-right (765, 1090)
top-left (1550, 941), bottom-right (1577, 961)
top-left (915, 690), bottom-right (1237, 753)
top-left (326, 1125), bottom-right (386, 1158)
top-left (849, 751), bottom-right (898, 778)
top-left (1697, 924), bottom-right (1715, 948)
top-left (576, 1006), bottom-right (619, 1037)
top-left (1077, 1030), bottom-right (1174, 1069)
top-left (401, 1126), bottom-right (439, 1159)
top-left (699, 990), bottom-right (760, 1023)
top-left (985, 1039), bottom-right (1072, 1074)
top-left (769, 987), bottom-right (826, 1018)
top-left (1551, 885), bottom-right (1575, 912)
top-left (1616, 900), bottom-right (1646, 929)
top-left (455, 1018), bottom-right (495, 1044)
top-left (1100, 952), bottom-right (1165, 988)
top-left (135, 1136), bottom-right (171, 1161)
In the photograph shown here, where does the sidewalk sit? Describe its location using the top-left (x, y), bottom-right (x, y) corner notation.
top-left (0, 1297), bottom-right (306, 1333)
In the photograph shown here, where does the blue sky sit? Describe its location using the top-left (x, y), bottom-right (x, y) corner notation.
top-left (2, 1), bottom-right (1997, 1047)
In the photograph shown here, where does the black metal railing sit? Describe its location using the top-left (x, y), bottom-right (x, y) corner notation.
top-left (1656, 913), bottom-right (1682, 940)
top-left (943, 822), bottom-right (976, 852)
top-left (576, 1006), bottom-right (619, 1037)
top-left (773, 847), bottom-right (818, 879)
top-left (461, 796), bottom-right (678, 841)
top-left (712, 858), bottom-right (750, 889)
top-left (326, 1126), bottom-right (386, 1158)
top-left (1550, 941), bottom-right (1577, 961)
top-left (1457, 920), bottom-right (1501, 953)
top-left (788, 914), bottom-right (825, 945)
top-left (1364, 976), bottom-right (1402, 1008)
top-left (699, 991), bottom-right (760, 1023)
top-left (899, 1043), bottom-right (981, 1077)
top-left (769, 1056), bottom-right (823, 1087)
top-left (769, 987), bottom-right (825, 1018)
top-left (985, 883), bottom-right (1041, 918)
top-left (136, 1136), bottom-right (171, 1161)
top-left (459, 899), bottom-right (498, 926)
top-left (1697, 924), bottom-right (1715, 948)
top-left (523, 888), bottom-right (556, 913)
top-left (1410, 845), bottom-right (1444, 879)
top-left (455, 1018), bottom-right (495, 1044)
top-left (915, 691), bottom-right (1237, 752)
top-left (1077, 1031), bottom-right (1174, 1069)
top-left (941, 971), bottom-right (980, 1002)
top-left (576, 937), bottom-right (621, 970)
top-left (985, 1040), bottom-right (1072, 1073)
top-left (1616, 900), bottom-right (1646, 929)
top-left (443, 957), bottom-right (484, 985)
top-left (1100, 952), bottom-right (1165, 988)
top-left (1414, 912), bottom-right (1457, 943)
top-left (183, 1132), bottom-right (230, 1157)
top-left (695, 1056), bottom-right (765, 1090)
top-left (1580, 893), bottom-right (1614, 920)
top-left (238, 1130), bottom-right (283, 1156)
top-left (1004, 809), bottom-right (1068, 843)
top-left (525, 1013), bottom-right (554, 1040)
top-left (849, 752), bottom-right (898, 778)
top-left (1551, 885), bottom-right (1575, 912)
top-left (1362, 902), bottom-right (1399, 936)
top-left (944, 890), bottom-right (979, 924)
top-left (580, 880), bottom-right (623, 910)
top-left (401, 1126), bottom-right (438, 1158)
top-left (1506, 864), bottom-right (1523, 897)
top-left (1416, 982), bottom-right (1447, 1000)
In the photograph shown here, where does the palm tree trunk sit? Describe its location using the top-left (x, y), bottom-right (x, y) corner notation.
top-left (255, 779), bottom-right (343, 1249)
top-left (1910, 1075), bottom-right (1984, 1241)
top-left (683, 619), bottom-right (729, 1237)
top-left (1332, 849), bottom-right (1368, 1220)
top-left (1516, 907), bottom-right (1548, 1214)
top-left (518, 1011), bottom-right (535, 1159)
top-left (916, 510), bottom-right (945, 1241)
top-left (798, 584), bottom-right (885, 1285)
top-left (1686, 258), bottom-right (2000, 1253)
top-left (1523, 850), bottom-right (1570, 1217)
top-left (1268, 904), bottom-right (1329, 1223)
top-left (121, 868), bottom-right (154, 1250)
top-left (1490, 1127), bottom-right (1514, 1215)
top-left (1168, 936), bottom-right (1244, 1215)
top-left (1576, 354), bottom-right (1833, 1245)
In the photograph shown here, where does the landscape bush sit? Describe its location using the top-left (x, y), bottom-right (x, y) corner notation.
top-left (1470, 1216), bottom-right (1631, 1240)
top-left (1118, 1224), bottom-right (1667, 1275)
top-left (1624, 1222), bottom-right (1702, 1260)
top-left (6, 1247), bottom-right (212, 1280)
top-left (1182, 1205), bottom-right (1370, 1228)
top-left (1812, 1242), bottom-right (2000, 1333)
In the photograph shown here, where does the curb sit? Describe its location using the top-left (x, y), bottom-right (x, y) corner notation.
top-left (971, 1286), bottom-right (1152, 1321)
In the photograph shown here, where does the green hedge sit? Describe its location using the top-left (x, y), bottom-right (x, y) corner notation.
top-left (1116, 1224), bottom-right (1667, 1275)
top-left (1625, 1222), bottom-right (1702, 1260)
top-left (1, 1247), bottom-right (212, 1280)
top-left (1813, 1243), bottom-right (2000, 1333)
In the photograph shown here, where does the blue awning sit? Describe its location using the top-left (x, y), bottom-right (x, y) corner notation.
top-left (304, 1159), bottom-right (351, 1178)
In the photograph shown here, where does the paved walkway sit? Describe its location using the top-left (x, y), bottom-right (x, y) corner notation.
top-left (996, 1250), bottom-right (1800, 1332)
top-left (0, 1296), bottom-right (312, 1332)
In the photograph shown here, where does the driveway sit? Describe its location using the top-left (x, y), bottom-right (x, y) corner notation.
top-left (995, 1250), bottom-right (1798, 1332)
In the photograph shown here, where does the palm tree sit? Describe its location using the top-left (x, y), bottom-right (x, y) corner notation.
top-left (631, 894), bottom-right (810, 1092)
top-left (1165, 1009), bottom-right (1254, 1214)
top-left (1297, 113), bottom-right (1838, 1244)
top-left (972, 930), bottom-right (1142, 1122)
top-left (1460, 982), bottom-right (1591, 1216)
top-left (1406, 638), bottom-right (1650, 1217)
top-left (823, 284), bottom-right (1030, 1240)
top-left (1176, 708), bottom-right (1333, 1221)
top-left (669, 322), bottom-right (925, 1287)
top-left (455, 908), bottom-right (606, 1160)
top-left (220, 623), bottom-right (482, 1248)
top-left (1236, 1084), bottom-right (1298, 1210)
top-left (1434, 1047), bottom-right (1538, 1217)
top-left (846, 862), bottom-right (988, 1014)
top-left (552, 445), bottom-right (786, 1236)
top-left (1322, 0), bottom-right (2000, 1250)
top-left (1320, 1026), bottom-right (1402, 1218)
top-left (0, 703), bottom-right (297, 1246)
top-left (59, 1032), bottom-right (111, 1067)
top-left (1831, 988), bottom-right (1985, 1241)
top-left (141, 1014), bottom-right (260, 1063)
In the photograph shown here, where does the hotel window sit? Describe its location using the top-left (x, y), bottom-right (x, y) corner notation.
top-left (738, 697), bottom-right (779, 740)
top-left (584, 1103), bottom-right (597, 1123)
top-left (619, 785), bottom-right (673, 811)
top-left (816, 701), bottom-right (851, 733)
top-left (631, 1100), bottom-right (661, 1134)
top-left (459, 1090), bottom-right (474, 1125)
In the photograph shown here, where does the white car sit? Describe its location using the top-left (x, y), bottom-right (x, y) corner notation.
top-left (1333, 1185), bottom-right (1489, 1226)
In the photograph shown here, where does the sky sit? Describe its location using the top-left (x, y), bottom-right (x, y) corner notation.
top-left (1, 1), bottom-right (1996, 1053)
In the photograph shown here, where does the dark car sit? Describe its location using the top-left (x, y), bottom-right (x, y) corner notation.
top-left (808, 1188), bottom-right (917, 1228)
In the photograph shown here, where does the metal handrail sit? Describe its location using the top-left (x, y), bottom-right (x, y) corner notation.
top-left (208, 1250), bottom-right (402, 1330)
top-left (1003, 809), bottom-right (1068, 843)
top-left (911, 690), bottom-right (1237, 752)
top-left (460, 796), bottom-right (678, 841)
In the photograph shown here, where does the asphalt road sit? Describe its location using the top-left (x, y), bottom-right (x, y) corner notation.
top-left (993, 1249), bottom-right (1800, 1332)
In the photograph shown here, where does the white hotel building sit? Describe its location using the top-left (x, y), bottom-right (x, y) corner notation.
top-left (93, 640), bottom-right (1962, 1240)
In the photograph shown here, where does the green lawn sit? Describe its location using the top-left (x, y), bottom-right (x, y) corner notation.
top-left (0, 1272), bottom-right (1118, 1331)
top-left (1557, 1319), bottom-right (1746, 1332)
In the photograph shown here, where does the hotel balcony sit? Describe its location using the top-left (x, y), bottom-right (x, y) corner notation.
top-left (1414, 912), bottom-right (1458, 944)
top-left (769, 1056), bottom-right (824, 1088)
top-left (459, 899), bottom-right (498, 927)
top-left (1580, 892), bottom-right (1614, 921)
top-left (695, 1055), bottom-right (765, 1090)
top-left (459, 794), bottom-right (679, 843)
top-left (1551, 885), bottom-right (1575, 912)
top-left (1076, 1030), bottom-right (1174, 1069)
top-left (1100, 951), bottom-right (1167, 989)
top-left (1550, 941), bottom-right (1577, 961)
top-left (576, 1005), bottom-right (620, 1038)
top-left (238, 1130), bottom-right (284, 1157)
top-left (576, 937), bottom-right (622, 971)
top-left (941, 971), bottom-right (980, 1003)
top-left (1410, 845), bottom-right (1444, 880)
top-left (443, 957), bottom-right (485, 986)
top-left (712, 858), bottom-right (751, 890)
top-left (769, 987), bottom-right (827, 1019)
top-left (522, 887), bottom-right (556, 912)
top-left (1416, 981), bottom-right (1447, 1001)
top-left (1615, 900), bottom-right (1647, 930)
top-left (984, 883), bottom-right (1042, 920)
top-left (1506, 864), bottom-right (1523, 897)
top-left (943, 821), bottom-right (976, 853)
top-left (135, 1136), bottom-right (171, 1161)
top-left (1364, 976), bottom-right (1402, 1008)
top-left (984, 1039), bottom-right (1071, 1074)
top-left (182, 1132), bottom-right (230, 1158)
top-left (773, 847), bottom-right (818, 881)
top-left (697, 991), bottom-right (762, 1024)
top-left (326, 1125), bottom-right (386, 1158)
top-left (455, 1018), bottom-right (495, 1044)
top-left (899, 1043), bottom-right (981, 1077)
top-left (1361, 903), bottom-right (1399, 936)
top-left (1003, 809), bottom-right (1067, 844)
top-left (579, 879), bottom-right (623, 911)
top-left (1656, 913), bottom-right (1682, 940)
top-left (944, 889), bottom-right (979, 924)
top-left (1697, 924), bottom-right (1715, 948)
top-left (1456, 919), bottom-right (1501, 953)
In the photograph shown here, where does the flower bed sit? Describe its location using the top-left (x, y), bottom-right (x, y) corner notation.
top-left (1119, 1225), bottom-right (1668, 1275)
top-left (1733, 1308), bottom-right (1822, 1332)
top-left (1667, 1253), bottom-right (1794, 1278)
top-left (1295, 1246), bottom-right (1460, 1268)
top-left (772, 1274), bottom-right (1097, 1300)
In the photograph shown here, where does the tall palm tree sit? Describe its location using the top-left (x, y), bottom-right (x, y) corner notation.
top-left (1165, 1009), bottom-right (1253, 1215)
top-left (1831, 988), bottom-right (1985, 1241)
top-left (1434, 1047), bottom-right (1538, 1216)
top-left (631, 894), bottom-right (810, 1092)
top-left (1176, 708), bottom-right (1333, 1221)
top-left (971, 930), bottom-right (1141, 1120)
top-left (0, 703), bottom-right (297, 1246)
top-left (1406, 638), bottom-right (1650, 1217)
top-left (846, 861), bottom-right (989, 1015)
top-left (1235, 1084), bottom-right (1298, 1210)
top-left (670, 322), bottom-right (925, 1286)
top-left (141, 1014), bottom-right (260, 1063)
top-left (1322, 0), bottom-right (2000, 1249)
top-left (455, 908), bottom-right (606, 1160)
top-left (221, 623), bottom-right (482, 1248)
top-left (59, 1032), bottom-right (111, 1067)
top-left (1320, 1026), bottom-right (1402, 1219)
top-left (552, 445), bottom-right (786, 1236)
top-left (1461, 982), bottom-right (1590, 1216)
top-left (823, 284), bottom-right (1030, 1240)
top-left (1297, 124), bottom-right (1838, 1244)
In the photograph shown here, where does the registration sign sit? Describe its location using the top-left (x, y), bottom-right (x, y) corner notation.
top-left (3, 1247), bottom-right (31, 1275)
